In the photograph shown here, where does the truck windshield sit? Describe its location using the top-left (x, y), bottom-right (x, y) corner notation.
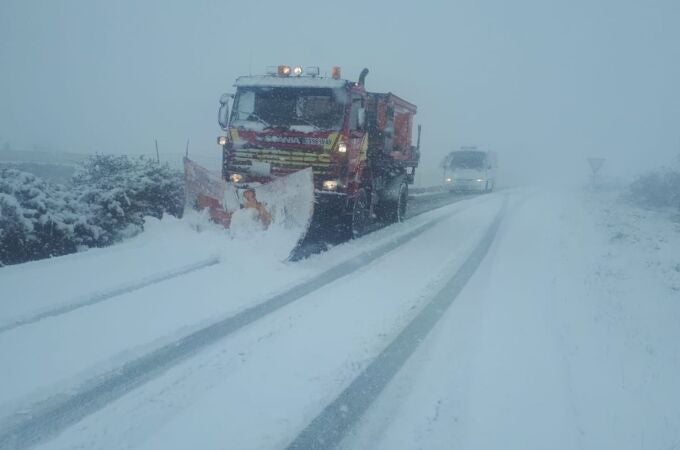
top-left (231, 87), bottom-right (347, 131)
top-left (448, 151), bottom-right (486, 169)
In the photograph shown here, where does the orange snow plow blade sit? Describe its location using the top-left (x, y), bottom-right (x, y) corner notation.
top-left (183, 158), bottom-right (315, 252)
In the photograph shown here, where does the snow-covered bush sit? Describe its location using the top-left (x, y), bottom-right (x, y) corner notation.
top-left (628, 169), bottom-right (680, 210)
top-left (0, 155), bottom-right (184, 266)
top-left (0, 191), bottom-right (33, 265)
top-left (0, 168), bottom-right (101, 265)
top-left (72, 155), bottom-right (184, 244)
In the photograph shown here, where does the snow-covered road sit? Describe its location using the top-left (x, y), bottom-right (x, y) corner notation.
top-left (342, 189), bottom-right (680, 450)
top-left (0, 192), bottom-right (495, 446)
top-left (1, 187), bottom-right (679, 450)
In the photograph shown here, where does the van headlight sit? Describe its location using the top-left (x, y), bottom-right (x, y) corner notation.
top-left (229, 173), bottom-right (244, 183)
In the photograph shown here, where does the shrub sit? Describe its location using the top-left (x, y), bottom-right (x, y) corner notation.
top-left (0, 155), bottom-right (184, 266)
top-left (72, 155), bottom-right (183, 244)
top-left (628, 169), bottom-right (680, 210)
top-left (0, 169), bottom-right (101, 265)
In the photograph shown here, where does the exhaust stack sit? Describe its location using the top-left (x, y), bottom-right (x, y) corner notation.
top-left (358, 68), bottom-right (369, 86)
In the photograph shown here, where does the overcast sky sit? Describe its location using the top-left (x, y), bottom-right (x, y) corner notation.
top-left (1, 0), bottom-right (679, 184)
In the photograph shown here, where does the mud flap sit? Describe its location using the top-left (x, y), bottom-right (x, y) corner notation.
top-left (184, 157), bottom-right (315, 259)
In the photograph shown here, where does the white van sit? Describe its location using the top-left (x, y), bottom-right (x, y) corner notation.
top-left (442, 147), bottom-right (497, 193)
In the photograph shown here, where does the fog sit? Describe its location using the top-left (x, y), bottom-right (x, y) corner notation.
top-left (1, 0), bottom-right (679, 186)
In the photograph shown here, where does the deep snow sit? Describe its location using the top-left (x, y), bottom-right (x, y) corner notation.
top-left (0, 186), bottom-right (678, 449)
top-left (0, 194), bottom-right (490, 424)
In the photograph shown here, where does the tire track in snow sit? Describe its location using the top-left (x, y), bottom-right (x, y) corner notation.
top-left (0, 256), bottom-right (221, 335)
top-left (0, 207), bottom-right (466, 450)
top-left (406, 192), bottom-right (475, 219)
top-left (0, 192), bottom-right (470, 335)
top-left (286, 197), bottom-right (508, 450)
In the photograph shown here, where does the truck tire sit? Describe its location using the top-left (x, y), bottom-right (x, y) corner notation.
top-left (380, 182), bottom-right (408, 224)
top-left (350, 189), bottom-right (370, 238)
top-left (394, 182), bottom-right (408, 223)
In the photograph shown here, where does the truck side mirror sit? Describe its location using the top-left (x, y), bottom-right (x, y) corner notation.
top-left (357, 107), bottom-right (366, 130)
top-left (218, 93), bottom-right (231, 130)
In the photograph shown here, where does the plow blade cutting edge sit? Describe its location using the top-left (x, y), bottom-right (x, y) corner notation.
top-left (183, 157), bottom-right (315, 259)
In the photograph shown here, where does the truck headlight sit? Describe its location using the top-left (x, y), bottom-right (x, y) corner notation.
top-left (445, 177), bottom-right (452, 183)
top-left (337, 142), bottom-right (347, 153)
top-left (322, 180), bottom-right (338, 191)
top-left (217, 136), bottom-right (228, 146)
top-left (229, 173), bottom-right (244, 183)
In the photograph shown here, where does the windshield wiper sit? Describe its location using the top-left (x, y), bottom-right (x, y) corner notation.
top-left (240, 112), bottom-right (271, 128)
top-left (292, 116), bottom-right (321, 131)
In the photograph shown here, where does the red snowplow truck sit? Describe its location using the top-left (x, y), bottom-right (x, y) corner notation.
top-left (214, 65), bottom-right (420, 238)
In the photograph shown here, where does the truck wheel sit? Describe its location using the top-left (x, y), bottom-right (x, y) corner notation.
top-left (350, 189), bottom-right (370, 238)
top-left (378, 182), bottom-right (408, 224)
top-left (394, 182), bottom-right (408, 223)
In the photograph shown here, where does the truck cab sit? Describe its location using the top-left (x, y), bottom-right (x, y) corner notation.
top-left (442, 147), bottom-right (497, 193)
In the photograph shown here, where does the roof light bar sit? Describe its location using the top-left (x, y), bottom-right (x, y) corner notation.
top-left (266, 65), bottom-right (336, 78)
top-left (305, 66), bottom-right (320, 77)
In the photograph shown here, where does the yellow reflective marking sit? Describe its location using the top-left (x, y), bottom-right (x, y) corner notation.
top-left (323, 132), bottom-right (339, 151)
top-left (360, 135), bottom-right (368, 162)
top-left (232, 157), bottom-right (330, 169)
top-left (234, 149), bottom-right (331, 165)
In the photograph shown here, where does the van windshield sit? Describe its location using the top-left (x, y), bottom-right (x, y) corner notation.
top-left (448, 151), bottom-right (486, 169)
